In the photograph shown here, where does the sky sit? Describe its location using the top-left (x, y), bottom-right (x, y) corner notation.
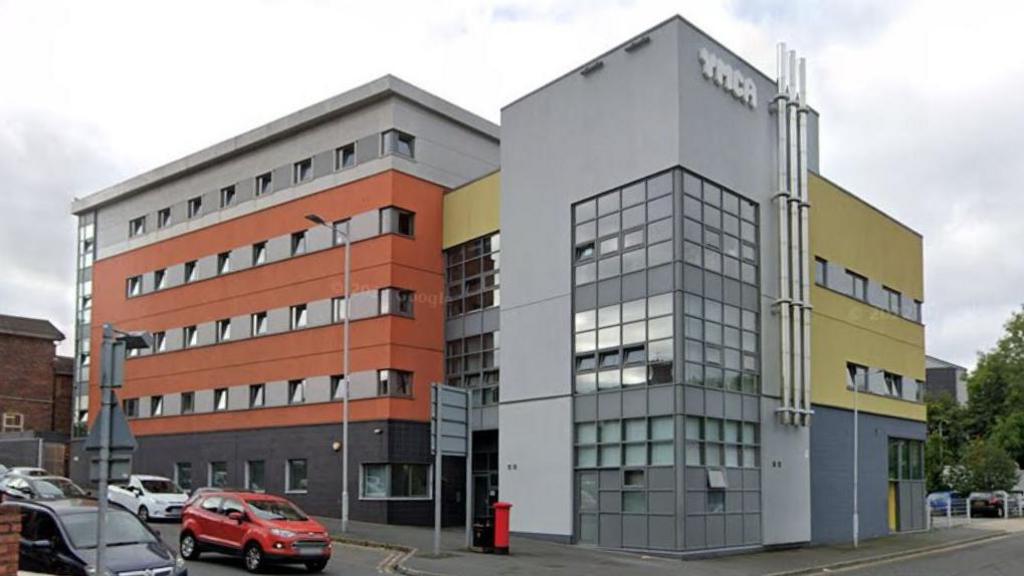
top-left (1, 0), bottom-right (1022, 370)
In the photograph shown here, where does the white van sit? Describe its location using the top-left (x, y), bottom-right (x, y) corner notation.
top-left (108, 474), bottom-right (188, 521)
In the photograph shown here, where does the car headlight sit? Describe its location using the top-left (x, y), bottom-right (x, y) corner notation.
top-left (270, 528), bottom-right (296, 538)
top-left (86, 566), bottom-right (116, 576)
top-left (175, 553), bottom-right (187, 570)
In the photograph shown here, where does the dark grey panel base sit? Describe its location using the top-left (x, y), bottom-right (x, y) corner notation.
top-left (70, 420), bottom-right (466, 527)
top-left (809, 405), bottom-right (926, 544)
top-left (510, 531), bottom-right (573, 544)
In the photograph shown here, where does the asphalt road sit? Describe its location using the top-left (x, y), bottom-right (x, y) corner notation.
top-left (148, 521), bottom-right (393, 576)
top-left (844, 532), bottom-right (1024, 575)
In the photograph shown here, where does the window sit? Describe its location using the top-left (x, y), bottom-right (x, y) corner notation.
top-left (129, 216), bottom-right (146, 238)
top-left (216, 318), bottom-right (231, 342)
top-left (889, 439), bottom-right (925, 481)
top-left (184, 260), bottom-right (198, 283)
top-left (445, 233), bottom-right (500, 319)
top-left (249, 384), bottom-right (265, 408)
top-left (381, 207), bottom-right (415, 236)
top-left (336, 143), bottom-right (356, 169)
top-left (187, 196), bottom-right (203, 219)
top-left (154, 269), bottom-right (166, 290)
top-left (126, 275), bottom-right (142, 297)
top-left (175, 463), bottom-right (192, 491)
top-left (846, 362), bottom-right (868, 391)
top-left (123, 398), bottom-right (139, 418)
top-left (291, 231), bottom-right (306, 256)
top-left (293, 158), bottom-right (313, 183)
top-left (848, 270), bottom-right (867, 301)
top-left (181, 392), bottom-right (195, 414)
top-left (153, 331), bottom-right (166, 352)
top-left (1, 412), bottom-right (23, 432)
top-left (252, 242), bottom-right (267, 265)
top-left (379, 288), bottom-right (414, 317)
top-left (885, 286), bottom-right (902, 314)
top-left (183, 326), bottom-right (197, 348)
top-left (209, 461), bottom-right (228, 488)
top-left (150, 395), bottom-right (164, 417)
top-left (288, 379), bottom-right (305, 404)
top-left (330, 375), bottom-right (346, 400)
top-left (361, 464), bottom-right (430, 499)
top-left (378, 370), bottom-right (412, 396)
top-left (885, 371), bottom-right (903, 397)
top-left (214, 388), bottom-right (228, 411)
top-left (815, 257), bottom-right (827, 286)
top-left (914, 300), bottom-right (923, 323)
top-left (157, 207), bottom-right (172, 228)
top-left (332, 297), bottom-right (347, 322)
top-left (217, 252), bottom-right (231, 275)
top-left (255, 172), bottom-right (272, 196)
top-left (286, 459), bottom-right (308, 493)
top-left (246, 461), bottom-right (265, 492)
top-left (220, 185), bottom-right (236, 208)
top-left (382, 129), bottom-right (415, 157)
top-left (251, 311), bottom-right (268, 336)
top-left (290, 304), bottom-right (307, 329)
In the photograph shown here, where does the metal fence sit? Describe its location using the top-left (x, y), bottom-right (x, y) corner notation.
top-left (928, 493), bottom-right (1024, 530)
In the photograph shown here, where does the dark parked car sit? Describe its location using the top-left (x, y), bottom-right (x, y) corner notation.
top-left (1, 474), bottom-right (87, 500)
top-left (6, 498), bottom-right (187, 576)
top-left (969, 491), bottom-right (1008, 517)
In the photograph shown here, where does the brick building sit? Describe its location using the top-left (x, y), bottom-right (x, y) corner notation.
top-left (0, 314), bottom-right (72, 436)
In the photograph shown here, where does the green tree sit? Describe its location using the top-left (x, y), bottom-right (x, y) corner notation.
top-left (991, 411), bottom-right (1024, 467)
top-left (966, 307), bottom-right (1024, 438)
top-left (960, 439), bottom-right (1018, 492)
top-left (924, 395), bottom-right (969, 491)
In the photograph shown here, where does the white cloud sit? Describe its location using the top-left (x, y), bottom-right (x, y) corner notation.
top-left (1, 0), bottom-right (1020, 367)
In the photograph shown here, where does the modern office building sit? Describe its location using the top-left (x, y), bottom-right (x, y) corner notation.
top-left (71, 15), bottom-right (926, 550)
top-left (924, 356), bottom-right (969, 405)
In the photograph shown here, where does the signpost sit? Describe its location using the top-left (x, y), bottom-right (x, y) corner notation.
top-left (431, 384), bottom-right (472, 556)
top-left (83, 324), bottom-right (149, 576)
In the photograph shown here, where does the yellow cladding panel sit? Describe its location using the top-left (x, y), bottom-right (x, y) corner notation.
top-left (809, 173), bottom-right (925, 422)
top-left (809, 174), bottom-right (923, 300)
top-left (443, 171), bottom-right (500, 249)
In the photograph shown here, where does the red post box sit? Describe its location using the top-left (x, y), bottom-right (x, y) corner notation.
top-left (492, 501), bottom-right (512, 554)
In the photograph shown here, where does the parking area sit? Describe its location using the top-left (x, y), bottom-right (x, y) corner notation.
top-left (148, 521), bottom-right (392, 576)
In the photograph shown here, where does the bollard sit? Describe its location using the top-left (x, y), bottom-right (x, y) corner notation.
top-left (1004, 498), bottom-right (1009, 520)
top-left (946, 497), bottom-right (952, 528)
top-left (967, 497), bottom-right (972, 523)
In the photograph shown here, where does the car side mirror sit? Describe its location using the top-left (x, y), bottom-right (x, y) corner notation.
top-left (227, 511), bottom-right (245, 524)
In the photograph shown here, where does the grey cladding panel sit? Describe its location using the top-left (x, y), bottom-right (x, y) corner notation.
top-left (349, 210), bottom-right (380, 242)
top-left (273, 165), bottom-right (292, 193)
top-left (314, 151), bottom-right (334, 179)
top-left (348, 371), bottom-right (377, 399)
top-left (356, 135), bottom-right (379, 164)
top-left (349, 290), bottom-right (379, 320)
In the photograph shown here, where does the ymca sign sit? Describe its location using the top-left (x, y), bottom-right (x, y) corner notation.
top-left (699, 47), bottom-right (757, 109)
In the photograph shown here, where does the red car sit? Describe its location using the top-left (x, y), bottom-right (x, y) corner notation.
top-left (179, 491), bottom-right (332, 573)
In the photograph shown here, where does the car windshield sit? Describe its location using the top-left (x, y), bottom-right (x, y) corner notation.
top-left (62, 510), bottom-right (157, 549)
top-left (141, 480), bottom-right (182, 494)
top-left (246, 499), bottom-right (308, 521)
top-left (35, 479), bottom-right (85, 498)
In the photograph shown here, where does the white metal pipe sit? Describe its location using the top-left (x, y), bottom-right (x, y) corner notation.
top-left (787, 50), bottom-right (801, 423)
top-left (341, 229), bottom-right (351, 532)
top-left (775, 43), bottom-right (792, 425)
top-left (798, 56), bottom-right (812, 425)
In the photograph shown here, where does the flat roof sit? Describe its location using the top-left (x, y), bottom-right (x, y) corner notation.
top-left (71, 75), bottom-right (500, 215)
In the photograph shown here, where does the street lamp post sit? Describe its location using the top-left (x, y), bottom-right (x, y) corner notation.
top-left (306, 214), bottom-right (351, 533)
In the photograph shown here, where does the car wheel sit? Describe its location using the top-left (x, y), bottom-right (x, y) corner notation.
top-left (138, 506), bottom-right (149, 522)
top-left (180, 532), bottom-right (201, 560)
top-left (244, 543), bottom-right (264, 573)
top-left (304, 560), bottom-right (328, 573)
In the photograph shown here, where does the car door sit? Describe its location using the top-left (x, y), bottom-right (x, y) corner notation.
top-left (218, 497), bottom-right (248, 550)
top-left (19, 507), bottom-right (65, 574)
top-left (195, 496), bottom-right (225, 547)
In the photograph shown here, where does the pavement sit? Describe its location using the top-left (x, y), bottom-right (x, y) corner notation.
top-left (318, 516), bottom-right (1021, 576)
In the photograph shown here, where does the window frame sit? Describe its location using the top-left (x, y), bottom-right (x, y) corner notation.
top-left (382, 129), bottom-right (415, 158)
top-left (360, 463), bottom-right (431, 500)
top-left (379, 288), bottom-right (414, 317)
top-left (249, 384), bottom-right (265, 408)
top-left (217, 252), bottom-right (231, 275)
top-left (181, 391), bottom-right (195, 414)
top-left (128, 216), bottom-right (146, 238)
top-left (285, 459), bottom-right (309, 494)
top-left (252, 241), bottom-right (267, 266)
top-left (251, 311), bottom-right (269, 336)
top-left (183, 325), bottom-right (198, 348)
top-left (157, 207), bottom-right (172, 229)
top-left (216, 318), bottom-right (231, 343)
top-left (380, 207), bottom-right (415, 237)
top-left (184, 260), bottom-right (198, 283)
top-left (291, 231), bottom-right (307, 256)
top-left (290, 304), bottom-right (308, 330)
top-left (377, 369), bottom-right (412, 397)
top-left (293, 158), bottom-right (313, 184)
top-left (187, 196), bottom-right (203, 219)
top-left (336, 143), bottom-right (356, 169)
top-left (150, 395), bottom-right (164, 417)
top-left (288, 379), bottom-right (306, 405)
top-left (126, 275), bottom-right (142, 298)
top-left (213, 388), bottom-right (228, 412)
top-left (220, 185), bottom-right (236, 208)
top-left (255, 172), bottom-right (272, 196)
top-left (847, 270), bottom-right (868, 302)
top-left (123, 398), bottom-right (139, 418)
top-left (245, 460), bottom-right (266, 493)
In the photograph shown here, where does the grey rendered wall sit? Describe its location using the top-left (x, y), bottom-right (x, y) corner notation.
top-left (499, 18), bottom-right (684, 540)
top-left (809, 405), bottom-right (926, 544)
